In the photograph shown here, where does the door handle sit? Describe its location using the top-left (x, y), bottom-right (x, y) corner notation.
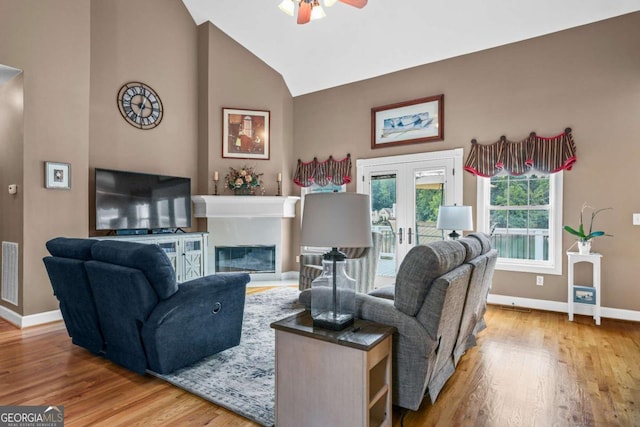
top-left (408, 228), bottom-right (413, 245)
top-left (398, 227), bottom-right (403, 244)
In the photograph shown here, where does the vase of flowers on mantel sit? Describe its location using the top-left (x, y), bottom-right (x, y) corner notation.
top-left (563, 203), bottom-right (612, 255)
top-left (225, 166), bottom-right (263, 196)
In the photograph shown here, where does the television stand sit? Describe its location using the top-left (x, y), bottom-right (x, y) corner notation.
top-left (92, 232), bottom-right (209, 282)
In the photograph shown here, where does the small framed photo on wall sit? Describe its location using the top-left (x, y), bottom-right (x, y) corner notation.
top-left (222, 108), bottom-right (270, 160)
top-left (45, 161), bottom-right (71, 189)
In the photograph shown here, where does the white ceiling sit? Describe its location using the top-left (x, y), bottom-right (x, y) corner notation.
top-left (181, 0), bottom-right (639, 96)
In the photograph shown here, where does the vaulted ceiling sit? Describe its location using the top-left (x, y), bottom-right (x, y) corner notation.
top-left (181, 1), bottom-right (639, 96)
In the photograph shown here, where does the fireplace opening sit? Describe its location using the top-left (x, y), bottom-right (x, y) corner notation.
top-left (215, 245), bottom-right (276, 274)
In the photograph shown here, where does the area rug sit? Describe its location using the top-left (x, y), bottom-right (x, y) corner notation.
top-left (150, 286), bottom-right (303, 426)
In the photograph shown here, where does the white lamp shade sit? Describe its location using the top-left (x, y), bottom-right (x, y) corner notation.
top-left (436, 205), bottom-right (474, 231)
top-left (278, 0), bottom-right (295, 16)
top-left (310, 4), bottom-right (326, 20)
top-left (301, 193), bottom-right (372, 248)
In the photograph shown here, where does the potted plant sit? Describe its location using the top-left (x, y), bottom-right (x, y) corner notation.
top-left (563, 203), bottom-right (612, 254)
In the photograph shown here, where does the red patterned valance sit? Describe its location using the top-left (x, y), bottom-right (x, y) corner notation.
top-left (293, 154), bottom-right (352, 187)
top-left (464, 128), bottom-right (577, 177)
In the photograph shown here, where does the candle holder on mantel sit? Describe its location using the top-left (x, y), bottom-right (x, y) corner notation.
top-left (213, 171), bottom-right (219, 195)
top-left (276, 173), bottom-right (282, 196)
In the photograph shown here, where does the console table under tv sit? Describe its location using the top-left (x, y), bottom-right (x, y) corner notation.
top-left (92, 232), bottom-right (208, 282)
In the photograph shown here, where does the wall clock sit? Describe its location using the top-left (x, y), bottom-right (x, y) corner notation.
top-left (117, 81), bottom-right (163, 129)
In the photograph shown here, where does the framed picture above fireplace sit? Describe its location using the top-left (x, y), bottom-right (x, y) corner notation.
top-left (222, 108), bottom-right (270, 160)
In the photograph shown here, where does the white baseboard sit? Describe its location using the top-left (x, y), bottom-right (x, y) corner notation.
top-left (0, 305), bottom-right (62, 328)
top-left (487, 293), bottom-right (640, 322)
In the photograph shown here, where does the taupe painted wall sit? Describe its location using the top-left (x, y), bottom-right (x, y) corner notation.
top-left (89, 0), bottom-right (199, 234)
top-left (197, 22), bottom-right (296, 271)
top-left (0, 0), bottom-right (91, 315)
top-left (2, 3), bottom-right (636, 317)
top-left (293, 12), bottom-right (640, 312)
top-left (0, 73), bottom-right (24, 311)
top-left (0, 0), bottom-right (295, 318)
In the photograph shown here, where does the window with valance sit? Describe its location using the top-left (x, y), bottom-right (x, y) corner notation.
top-left (293, 154), bottom-right (352, 187)
top-left (467, 128), bottom-right (576, 276)
top-left (464, 128), bottom-right (576, 177)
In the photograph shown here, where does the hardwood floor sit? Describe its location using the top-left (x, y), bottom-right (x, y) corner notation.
top-left (1, 290), bottom-right (638, 426)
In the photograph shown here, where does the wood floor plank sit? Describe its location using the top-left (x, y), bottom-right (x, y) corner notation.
top-left (1, 292), bottom-right (639, 426)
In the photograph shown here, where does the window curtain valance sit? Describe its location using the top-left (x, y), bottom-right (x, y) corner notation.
top-left (464, 128), bottom-right (577, 177)
top-left (293, 154), bottom-right (352, 187)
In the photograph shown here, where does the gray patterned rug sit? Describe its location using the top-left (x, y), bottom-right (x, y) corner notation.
top-left (151, 287), bottom-right (303, 426)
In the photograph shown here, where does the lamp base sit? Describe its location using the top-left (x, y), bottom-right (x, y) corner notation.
top-left (448, 230), bottom-right (461, 240)
top-left (312, 311), bottom-right (354, 330)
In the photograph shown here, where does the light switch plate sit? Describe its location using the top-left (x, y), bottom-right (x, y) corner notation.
top-left (633, 213), bottom-right (640, 225)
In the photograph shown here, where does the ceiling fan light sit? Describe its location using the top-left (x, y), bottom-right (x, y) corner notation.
top-left (339, 0), bottom-right (368, 8)
top-left (310, 2), bottom-right (326, 20)
top-left (297, 1), bottom-right (312, 24)
top-left (278, 0), bottom-right (295, 16)
top-left (324, 0), bottom-right (338, 7)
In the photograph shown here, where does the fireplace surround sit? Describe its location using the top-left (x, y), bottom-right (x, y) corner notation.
top-left (192, 196), bottom-right (299, 280)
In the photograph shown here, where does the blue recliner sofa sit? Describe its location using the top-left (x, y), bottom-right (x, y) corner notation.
top-left (43, 237), bottom-right (250, 375)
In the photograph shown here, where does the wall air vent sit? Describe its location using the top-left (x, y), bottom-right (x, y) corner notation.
top-left (1, 241), bottom-right (19, 305)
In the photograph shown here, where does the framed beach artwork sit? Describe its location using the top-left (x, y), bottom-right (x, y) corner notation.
top-left (573, 286), bottom-right (596, 305)
top-left (222, 108), bottom-right (270, 160)
top-left (371, 94), bottom-right (444, 149)
top-left (45, 161), bottom-right (71, 190)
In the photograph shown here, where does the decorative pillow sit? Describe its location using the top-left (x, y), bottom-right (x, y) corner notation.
top-left (46, 237), bottom-right (97, 260)
top-left (91, 240), bottom-right (178, 300)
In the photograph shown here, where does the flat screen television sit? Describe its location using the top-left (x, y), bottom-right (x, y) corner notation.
top-left (95, 168), bottom-right (191, 232)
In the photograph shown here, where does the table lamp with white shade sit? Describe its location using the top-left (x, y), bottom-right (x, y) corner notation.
top-left (436, 205), bottom-right (474, 240)
top-left (300, 192), bottom-right (372, 330)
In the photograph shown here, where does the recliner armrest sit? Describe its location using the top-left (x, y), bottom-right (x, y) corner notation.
top-left (355, 293), bottom-right (434, 353)
top-left (147, 273), bottom-right (249, 327)
top-left (142, 273), bottom-right (250, 374)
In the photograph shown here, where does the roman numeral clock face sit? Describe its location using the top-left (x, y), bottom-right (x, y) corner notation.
top-left (117, 82), bottom-right (163, 129)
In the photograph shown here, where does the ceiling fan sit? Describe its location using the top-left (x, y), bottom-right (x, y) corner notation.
top-left (279, 0), bottom-right (368, 25)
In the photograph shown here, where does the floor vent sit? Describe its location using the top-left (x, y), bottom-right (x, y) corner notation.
top-left (1, 241), bottom-right (19, 305)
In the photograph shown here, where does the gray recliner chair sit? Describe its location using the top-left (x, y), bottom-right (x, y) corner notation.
top-left (354, 233), bottom-right (497, 411)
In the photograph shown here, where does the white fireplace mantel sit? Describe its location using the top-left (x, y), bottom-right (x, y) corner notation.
top-left (191, 195), bottom-right (300, 218)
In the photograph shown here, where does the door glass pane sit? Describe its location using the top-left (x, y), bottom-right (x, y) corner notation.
top-left (415, 169), bottom-right (445, 245)
top-left (370, 174), bottom-right (397, 280)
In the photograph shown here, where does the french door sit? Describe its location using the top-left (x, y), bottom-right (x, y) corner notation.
top-left (357, 149), bottom-right (464, 282)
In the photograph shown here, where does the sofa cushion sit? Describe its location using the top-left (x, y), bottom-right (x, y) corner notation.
top-left (91, 240), bottom-right (178, 300)
top-left (458, 236), bottom-right (483, 262)
top-left (46, 237), bottom-right (97, 260)
top-left (394, 240), bottom-right (466, 316)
